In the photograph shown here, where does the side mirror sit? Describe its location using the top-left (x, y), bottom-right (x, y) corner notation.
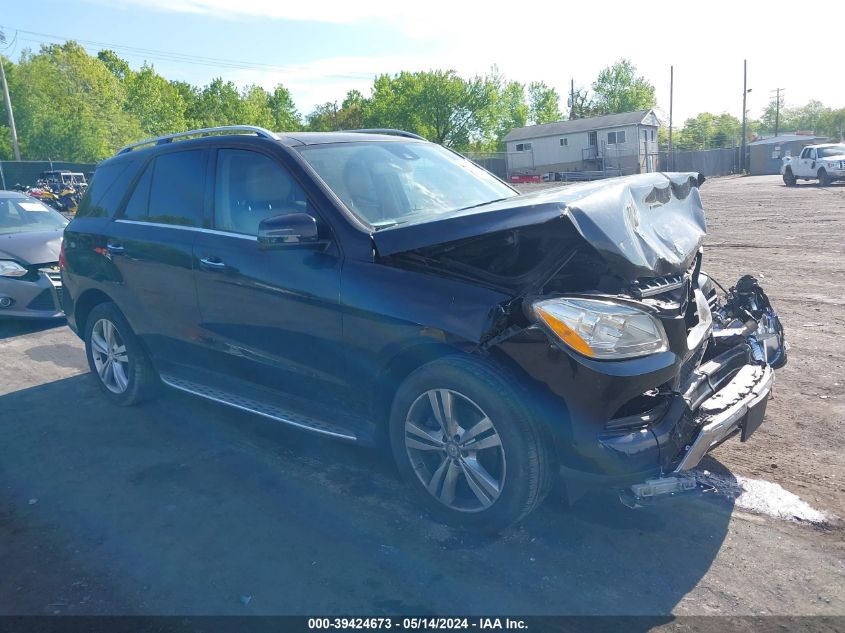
top-left (257, 213), bottom-right (319, 249)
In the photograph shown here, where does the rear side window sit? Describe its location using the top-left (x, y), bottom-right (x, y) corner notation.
top-left (121, 150), bottom-right (207, 227)
top-left (124, 163), bottom-right (152, 221)
top-left (76, 161), bottom-right (138, 218)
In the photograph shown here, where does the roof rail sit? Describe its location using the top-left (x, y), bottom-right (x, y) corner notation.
top-left (117, 125), bottom-right (279, 155)
top-left (347, 128), bottom-right (426, 141)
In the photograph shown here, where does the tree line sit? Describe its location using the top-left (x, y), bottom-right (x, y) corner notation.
top-left (0, 42), bottom-right (658, 162)
top-left (0, 41), bottom-right (842, 163)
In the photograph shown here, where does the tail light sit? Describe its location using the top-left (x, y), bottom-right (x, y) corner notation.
top-left (58, 238), bottom-right (67, 269)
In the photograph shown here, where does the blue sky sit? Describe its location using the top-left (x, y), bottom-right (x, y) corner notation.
top-left (2, 0), bottom-right (843, 125)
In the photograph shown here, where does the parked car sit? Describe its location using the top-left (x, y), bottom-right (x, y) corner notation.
top-left (781, 143), bottom-right (845, 186)
top-left (61, 126), bottom-right (787, 530)
top-left (0, 191), bottom-right (67, 319)
top-left (38, 169), bottom-right (87, 190)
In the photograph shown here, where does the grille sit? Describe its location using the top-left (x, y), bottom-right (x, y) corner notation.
top-left (27, 289), bottom-right (59, 311)
top-left (631, 273), bottom-right (686, 299)
top-left (41, 269), bottom-right (62, 283)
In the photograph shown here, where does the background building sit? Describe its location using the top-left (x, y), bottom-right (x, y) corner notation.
top-left (503, 110), bottom-right (660, 178)
top-left (748, 134), bottom-right (828, 176)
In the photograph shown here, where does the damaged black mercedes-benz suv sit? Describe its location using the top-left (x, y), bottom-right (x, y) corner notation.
top-left (61, 126), bottom-right (786, 530)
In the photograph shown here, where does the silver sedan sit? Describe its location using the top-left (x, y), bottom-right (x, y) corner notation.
top-left (0, 191), bottom-right (68, 319)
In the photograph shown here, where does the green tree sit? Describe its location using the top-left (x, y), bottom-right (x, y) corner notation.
top-left (338, 89), bottom-right (366, 129)
top-left (190, 77), bottom-right (243, 128)
top-left (306, 91), bottom-right (365, 131)
top-left (0, 124), bottom-right (12, 161)
top-left (125, 63), bottom-right (187, 136)
top-left (10, 41), bottom-right (140, 161)
top-left (171, 80), bottom-right (200, 127)
top-left (97, 49), bottom-right (131, 80)
top-left (306, 102), bottom-right (340, 131)
top-left (818, 107), bottom-right (845, 140)
top-left (268, 84), bottom-right (301, 131)
top-left (675, 112), bottom-right (741, 149)
top-left (591, 59), bottom-right (656, 114)
top-left (757, 99), bottom-right (838, 137)
top-left (239, 84), bottom-right (275, 128)
top-left (363, 70), bottom-right (493, 149)
top-left (527, 81), bottom-right (561, 124)
top-left (568, 85), bottom-right (594, 119)
top-left (479, 67), bottom-right (528, 148)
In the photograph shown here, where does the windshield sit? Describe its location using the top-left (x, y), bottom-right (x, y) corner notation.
top-left (818, 145), bottom-right (845, 158)
top-left (297, 141), bottom-right (517, 228)
top-left (0, 197), bottom-right (69, 234)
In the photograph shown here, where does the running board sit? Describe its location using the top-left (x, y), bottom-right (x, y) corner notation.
top-left (159, 374), bottom-right (357, 441)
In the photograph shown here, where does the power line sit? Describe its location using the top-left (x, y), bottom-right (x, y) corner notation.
top-left (4, 25), bottom-right (375, 80)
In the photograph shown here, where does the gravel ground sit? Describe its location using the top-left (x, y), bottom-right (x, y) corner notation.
top-left (0, 175), bottom-right (843, 618)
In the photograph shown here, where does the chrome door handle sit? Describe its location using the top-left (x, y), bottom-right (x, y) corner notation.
top-left (200, 256), bottom-right (226, 270)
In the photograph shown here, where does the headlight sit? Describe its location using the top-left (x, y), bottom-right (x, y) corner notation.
top-left (0, 260), bottom-right (28, 277)
top-left (532, 297), bottom-right (668, 359)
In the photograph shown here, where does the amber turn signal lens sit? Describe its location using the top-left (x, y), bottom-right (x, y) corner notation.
top-left (535, 306), bottom-right (595, 357)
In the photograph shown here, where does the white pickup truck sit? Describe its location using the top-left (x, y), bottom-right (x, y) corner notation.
top-left (781, 143), bottom-right (845, 186)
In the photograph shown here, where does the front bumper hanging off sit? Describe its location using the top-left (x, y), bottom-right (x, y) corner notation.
top-left (674, 363), bottom-right (773, 472)
top-left (624, 275), bottom-right (785, 504)
top-left (626, 362), bottom-right (774, 502)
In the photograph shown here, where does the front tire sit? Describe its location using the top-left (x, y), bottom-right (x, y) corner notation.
top-left (84, 302), bottom-right (158, 406)
top-left (818, 169), bottom-right (831, 187)
top-left (389, 355), bottom-right (554, 531)
top-left (783, 168), bottom-right (796, 187)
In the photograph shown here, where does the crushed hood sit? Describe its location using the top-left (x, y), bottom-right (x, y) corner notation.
top-left (373, 172), bottom-right (707, 280)
top-left (0, 229), bottom-right (64, 266)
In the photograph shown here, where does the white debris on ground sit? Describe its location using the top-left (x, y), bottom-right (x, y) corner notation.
top-left (694, 469), bottom-right (831, 525)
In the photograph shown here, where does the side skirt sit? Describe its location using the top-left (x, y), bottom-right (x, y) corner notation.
top-left (159, 373), bottom-right (358, 442)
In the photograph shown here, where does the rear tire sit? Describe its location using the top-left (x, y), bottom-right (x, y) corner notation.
top-left (389, 355), bottom-right (554, 532)
top-left (84, 302), bottom-right (158, 406)
top-left (783, 169), bottom-right (796, 187)
top-left (818, 169), bottom-right (831, 187)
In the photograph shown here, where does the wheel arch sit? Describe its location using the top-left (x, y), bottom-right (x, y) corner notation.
top-left (370, 339), bottom-right (468, 444)
top-left (74, 288), bottom-right (114, 335)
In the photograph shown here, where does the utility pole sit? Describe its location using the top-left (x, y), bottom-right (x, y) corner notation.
top-left (570, 79), bottom-right (577, 120)
top-left (740, 60), bottom-right (750, 174)
top-left (770, 87), bottom-right (785, 136)
top-left (669, 65), bottom-right (674, 170)
top-left (0, 31), bottom-right (21, 161)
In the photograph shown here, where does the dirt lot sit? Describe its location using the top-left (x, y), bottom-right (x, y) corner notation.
top-left (0, 175), bottom-right (843, 619)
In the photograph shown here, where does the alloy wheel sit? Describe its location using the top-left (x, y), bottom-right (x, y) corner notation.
top-left (404, 389), bottom-right (506, 512)
top-left (90, 318), bottom-right (130, 394)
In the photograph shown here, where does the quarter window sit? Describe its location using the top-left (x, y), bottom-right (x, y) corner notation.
top-left (123, 163), bottom-right (152, 220)
top-left (77, 161), bottom-right (138, 218)
top-left (214, 149), bottom-right (310, 236)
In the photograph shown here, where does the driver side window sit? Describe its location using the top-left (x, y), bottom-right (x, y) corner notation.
top-left (214, 149), bottom-right (310, 236)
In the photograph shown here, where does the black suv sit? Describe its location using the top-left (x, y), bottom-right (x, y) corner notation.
top-left (62, 126), bottom-right (786, 530)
